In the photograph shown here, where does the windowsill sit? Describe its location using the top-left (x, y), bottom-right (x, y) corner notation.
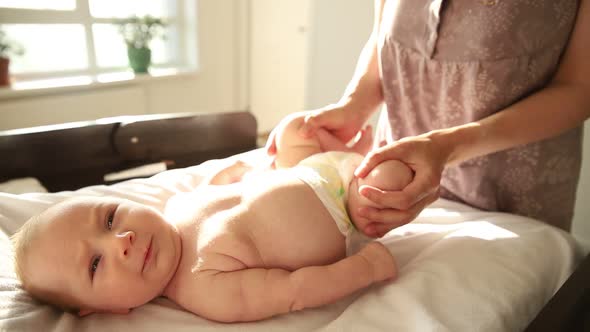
top-left (0, 67), bottom-right (198, 101)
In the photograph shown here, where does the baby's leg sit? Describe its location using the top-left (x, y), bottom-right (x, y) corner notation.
top-left (356, 160), bottom-right (413, 201)
top-left (347, 160), bottom-right (413, 234)
top-left (273, 113), bottom-right (323, 168)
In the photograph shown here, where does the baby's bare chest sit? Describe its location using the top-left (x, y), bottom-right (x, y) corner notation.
top-left (186, 172), bottom-right (346, 272)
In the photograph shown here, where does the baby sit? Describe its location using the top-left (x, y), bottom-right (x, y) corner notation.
top-left (11, 112), bottom-right (413, 323)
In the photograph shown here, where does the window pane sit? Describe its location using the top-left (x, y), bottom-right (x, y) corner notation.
top-left (93, 24), bottom-right (128, 68)
top-left (0, 0), bottom-right (75, 10)
top-left (89, 0), bottom-right (177, 18)
top-left (3, 24), bottom-right (87, 74)
top-left (93, 24), bottom-right (178, 68)
top-left (151, 25), bottom-right (179, 64)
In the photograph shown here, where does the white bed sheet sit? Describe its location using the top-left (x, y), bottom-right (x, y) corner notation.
top-left (0, 150), bottom-right (584, 332)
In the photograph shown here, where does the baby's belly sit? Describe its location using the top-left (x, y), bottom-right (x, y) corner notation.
top-left (237, 171), bottom-right (346, 270)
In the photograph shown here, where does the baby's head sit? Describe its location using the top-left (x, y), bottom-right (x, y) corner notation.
top-left (11, 196), bottom-right (182, 316)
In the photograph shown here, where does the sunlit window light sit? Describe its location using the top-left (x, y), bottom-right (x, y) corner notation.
top-left (0, 0), bottom-right (75, 10)
top-left (1, 0), bottom-right (194, 87)
top-left (444, 222), bottom-right (519, 241)
top-left (89, 0), bottom-right (177, 19)
top-left (4, 24), bottom-right (88, 74)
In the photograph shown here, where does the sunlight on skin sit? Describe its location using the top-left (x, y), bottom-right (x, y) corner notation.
top-left (0, 0), bottom-right (74, 10)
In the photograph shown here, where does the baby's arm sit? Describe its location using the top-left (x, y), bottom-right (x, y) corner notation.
top-left (188, 242), bottom-right (396, 323)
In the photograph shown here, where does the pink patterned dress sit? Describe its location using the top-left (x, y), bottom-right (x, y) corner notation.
top-left (375, 0), bottom-right (582, 230)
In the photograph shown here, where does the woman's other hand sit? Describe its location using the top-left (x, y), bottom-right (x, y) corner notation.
top-left (298, 104), bottom-right (368, 143)
top-left (265, 104), bottom-right (370, 156)
top-left (353, 133), bottom-right (450, 237)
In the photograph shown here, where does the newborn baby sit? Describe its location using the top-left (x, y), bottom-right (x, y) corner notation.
top-left (11, 113), bottom-right (413, 323)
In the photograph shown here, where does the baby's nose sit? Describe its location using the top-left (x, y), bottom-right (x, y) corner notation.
top-left (115, 231), bottom-right (135, 258)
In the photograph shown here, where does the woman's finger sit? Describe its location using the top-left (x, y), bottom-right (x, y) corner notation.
top-left (354, 147), bottom-right (399, 178)
top-left (358, 170), bottom-right (439, 210)
top-left (359, 191), bottom-right (439, 236)
top-left (264, 129), bottom-right (278, 155)
top-left (299, 112), bottom-right (324, 138)
top-left (357, 205), bottom-right (415, 229)
top-left (350, 125), bottom-right (373, 155)
top-left (374, 191), bottom-right (438, 238)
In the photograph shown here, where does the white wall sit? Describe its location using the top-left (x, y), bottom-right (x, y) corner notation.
top-left (248, 0), bottom-right (373, 133)
top-left (0, 0), bottom-right (249, 130)
top-left (249, 0), bottom-right (311, 133)
top-left (304, 0), bottom-right (373, 109)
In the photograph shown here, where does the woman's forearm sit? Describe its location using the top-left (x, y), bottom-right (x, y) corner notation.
top-left (338, 0), bottom-right (386, 121)
top-left (431, 81), bottom-right (590, 166)
top-left (434, 0), bottom-right (590, 166)
top-left (339, 33), bottom-right (384, 118)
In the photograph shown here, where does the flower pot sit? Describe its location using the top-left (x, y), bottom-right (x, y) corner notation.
top-left (0, 57), bottom-right (10, 87)
top-left (127, 46), bottom-right (151, 74)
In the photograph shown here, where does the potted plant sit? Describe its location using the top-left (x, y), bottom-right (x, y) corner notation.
top-left (0, 28), bottom-right (24, 87)
top-left (116, 15), bottom-right (166, 74)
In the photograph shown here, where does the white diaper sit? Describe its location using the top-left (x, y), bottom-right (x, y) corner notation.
top-left (291, 152), bottom-right (368, 254)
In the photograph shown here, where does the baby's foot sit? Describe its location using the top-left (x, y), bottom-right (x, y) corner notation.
top-left (358, 242), bottom-right (397, 282)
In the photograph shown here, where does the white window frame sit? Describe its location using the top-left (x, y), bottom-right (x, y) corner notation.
top-left (0, 0), bottom-right (194, 82)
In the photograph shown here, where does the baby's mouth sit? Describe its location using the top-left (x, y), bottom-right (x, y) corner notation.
top-left (142, 237), bottom-right (153, 273)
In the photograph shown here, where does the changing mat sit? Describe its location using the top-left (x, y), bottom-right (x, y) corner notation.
top-left (0, 150), bottom-right (583, 332)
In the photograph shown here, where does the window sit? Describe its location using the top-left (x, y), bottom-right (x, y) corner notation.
top-left (0, 0), bottom-right (196, 82)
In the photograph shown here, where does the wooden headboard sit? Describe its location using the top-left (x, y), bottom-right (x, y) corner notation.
top-left (0, 111), bottom-right (258, 192)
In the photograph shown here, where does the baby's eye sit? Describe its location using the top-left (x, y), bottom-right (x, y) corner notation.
top-left (106, 210), bottom-right (115, 230)
top-left (90, 256), bottom-right (101, 278)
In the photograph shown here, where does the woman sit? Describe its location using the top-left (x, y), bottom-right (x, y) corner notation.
top-left (267, 0), bottom-right (590, 238)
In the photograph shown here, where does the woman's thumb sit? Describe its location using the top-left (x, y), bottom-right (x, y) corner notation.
top-left (299, 113), bottom-right (323, 138)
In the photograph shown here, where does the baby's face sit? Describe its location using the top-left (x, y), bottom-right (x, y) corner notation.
top-left (25, 197), bottom-right (182, 314)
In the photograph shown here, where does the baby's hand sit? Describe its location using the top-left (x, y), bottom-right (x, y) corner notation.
top-left (207, 160), bottom-right (253, 185)
top-left (358, 242), bottom-right (397, 282)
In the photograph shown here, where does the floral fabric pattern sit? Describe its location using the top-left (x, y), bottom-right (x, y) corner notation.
top-left (376, 0), bottom-right (582, 230)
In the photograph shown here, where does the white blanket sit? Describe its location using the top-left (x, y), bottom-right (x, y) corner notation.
top-left (0, 150), bottom-right (584, 331)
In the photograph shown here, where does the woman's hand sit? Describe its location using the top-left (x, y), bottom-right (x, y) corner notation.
top-left (353, 133), bottom-right (451, 237)
top-left (265, 104), bottom-right (369, 156)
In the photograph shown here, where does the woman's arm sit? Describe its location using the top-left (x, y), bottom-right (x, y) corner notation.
top-left (267, 0), bottom-right (387, 156)
top-left (425, 0), bottom-right (590, 166)
top-left (353, 0), bottom-right (590, 237)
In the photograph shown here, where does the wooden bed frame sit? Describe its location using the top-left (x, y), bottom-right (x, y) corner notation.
top-left (0, 111), bottom-right (257, 192)
top-left (0, 110), bottom-right (587, 330)
top-left (525, 251), bottom-right (590, 331)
